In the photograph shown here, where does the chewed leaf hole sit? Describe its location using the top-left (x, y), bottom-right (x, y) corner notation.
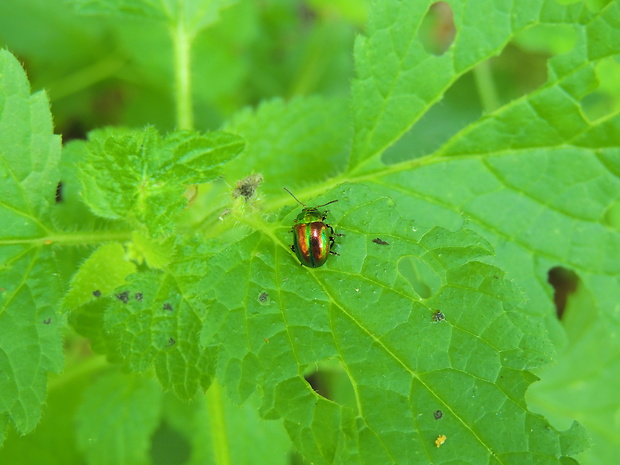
top-left (547, 266), bottom-right (579, 319)
top-left (303, 359), bottom-right (356, 410)
top-left (398, 256), bottom-right (441, 299)
top-left (580, 57), bottom-right (620, 122)
top-left (419, 2), bottom-right (455, 56)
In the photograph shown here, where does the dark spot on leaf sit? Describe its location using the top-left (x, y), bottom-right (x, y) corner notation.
top-left (232, 174), bottom-right (264, 201)
top-left (433, 410), bottom-right (443, 420)
top-left (168, 337), bottom-right (176, 346)
top-left (115, 291), bottom-right (130, 303)
top-left (163, 303), bottom-right (173, 312)
top-left (93, 290), bottom-right (101, 297)
top-left (493, 275), bottom-right (499, 279)
top-left (258, 292), bottom-right (269, 304)
top-left (548, 266), bottom-right (579, 319)
top-left (372, 238), bottom-right (389, 245)
top-left (43, 318), bottom-right (52, 325)
top-left (55, 181), bottom-right (63, 203)
top-left (134, 292), bottom-right (143, 301)
top-left (432, 310), bottom-right (445, 322)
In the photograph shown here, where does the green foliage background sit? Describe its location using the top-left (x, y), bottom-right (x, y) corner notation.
top-left (1, 0), bottom-right (619, 464)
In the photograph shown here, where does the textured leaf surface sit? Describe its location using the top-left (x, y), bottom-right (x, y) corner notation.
top-left (79, 126), bottom-right (244, 236)
top-left (200, 183), bottom-right (587, 464)
top-left (101, 237), bottom-right (217, 399)
top-left (0, 50), bottom-right (63, 440)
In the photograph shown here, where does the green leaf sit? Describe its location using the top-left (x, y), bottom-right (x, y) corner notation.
top-left (0, 50), bottom-right (64, 440)
top-left (63, 242), bottom-right (136, 310)
top-left (75, 371), bottom-right (162, 465)
top-left (223, 96), bottom-right (350, 197)
top-left (200, 182), bottom-right (587, 464)
top-left (79, 126), bottom-right (244, 236)
top-left (102, 237), bottom-right (217, 399)
top-left (350, 0), bottom-right (552, 171)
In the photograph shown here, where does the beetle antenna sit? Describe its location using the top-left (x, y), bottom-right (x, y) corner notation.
top-left (317, 199), bottom-right (338, 208)
top-left (283, 187), bottom-right (306, 207)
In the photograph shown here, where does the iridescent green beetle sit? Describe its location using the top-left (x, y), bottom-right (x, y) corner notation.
top-left (284, 188), bottom-right (342, 267)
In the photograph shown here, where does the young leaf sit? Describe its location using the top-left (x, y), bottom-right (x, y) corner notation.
top-left (0, 50), bottom-right (64, 441)
top-left (79, 126), bottom-right (244, 236)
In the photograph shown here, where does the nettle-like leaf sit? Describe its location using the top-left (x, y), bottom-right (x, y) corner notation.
top-left (0, 50), bottom-right (64, 442)
top-left (93, 237), bottom-right (217, 399)
top-left (201, 183), bottom-right (584, 464)
top-left (79, 126), bottom-right (244, 236)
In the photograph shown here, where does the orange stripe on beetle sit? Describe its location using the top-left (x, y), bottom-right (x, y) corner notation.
top-left (285, 188), bottom-right (343, 268)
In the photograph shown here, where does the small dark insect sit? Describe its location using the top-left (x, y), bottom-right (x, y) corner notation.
top-left (93, 290), bottom-right (101, 297)
top-left (258, 292), bottom-right (269, 303)
top-left (168, 337), bottom-right (176, 346)
top-left (433, 410), bottom-right (443, 420)
top-left (134, 292), bottom-right (143, 301)
top-left (233, 174), bottom-right (264, 201)
top-left (55, 181), bottom-right (64, 203)
top-left (115, 291), bottom-right (130, 303)
top-left (263, 337), bottom-right (270, 343)
top-left (432, 310), bottom-right (445, 322)
top-left (43, 318), bottom-right (52, 325)
top-left (372, 238), bottom-right (389, 246)
top-left (163, 303), bottom-right (173, 312)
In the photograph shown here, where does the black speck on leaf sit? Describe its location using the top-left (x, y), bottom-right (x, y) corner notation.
top-left (134, 292), bottom-right (143, 301)
top-left (93, 290), bottom-right (101, 297)
top-left (163, 303), bottom-right (173, 311)
top-left (372, 237), bottom-right (389, 245)
top-left (432, 310), bottom-right (445, 322)
top-left (115, 291), bottom-right (130, 303)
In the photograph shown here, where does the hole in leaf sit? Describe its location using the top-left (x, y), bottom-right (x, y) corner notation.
top-left (419, 2), bottom-right (455, 56)
top-left (547, 266), bottom-right (579, 319)
top-left (398, 257), bottom-right (441, 299)
top-left (303, 359), bottom-right (356, 410)
top-left (383, 35), bottom-right (559, 164)
top-left (580, 56), bottom-right (620, 122)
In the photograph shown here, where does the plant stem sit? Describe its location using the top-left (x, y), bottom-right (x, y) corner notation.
top-left (172, 19), bottom-right (194, 130)
top-left (206, 380), bottom-right (232, 465)
top-left (473, 60), bottom-right (500, 113)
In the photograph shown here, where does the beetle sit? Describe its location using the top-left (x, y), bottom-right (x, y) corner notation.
top-left (284, 188), bottom-right (343, 267)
